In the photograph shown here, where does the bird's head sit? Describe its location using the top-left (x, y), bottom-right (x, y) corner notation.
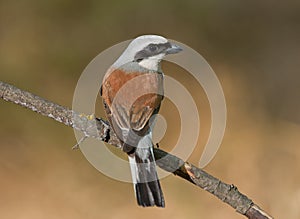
top-left (113, 35), bottom-right (182, 71)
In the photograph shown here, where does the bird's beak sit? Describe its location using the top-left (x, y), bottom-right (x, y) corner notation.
top-left (166, 43), bottom-right (182, 54)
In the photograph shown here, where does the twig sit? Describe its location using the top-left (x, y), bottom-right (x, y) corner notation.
top-left (72, 135), bottom-right (88, 150)
top-left (0, 81), bottom-right (274, 219)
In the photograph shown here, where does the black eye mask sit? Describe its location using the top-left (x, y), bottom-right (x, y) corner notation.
top-left (134, 42), bottom-right (172, 62)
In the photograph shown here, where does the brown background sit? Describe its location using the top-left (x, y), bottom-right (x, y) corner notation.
top-left (1, 1), bottom-right (300, 218)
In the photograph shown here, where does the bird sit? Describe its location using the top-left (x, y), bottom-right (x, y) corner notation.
top-left (101, 35), bottom-right (182, 207)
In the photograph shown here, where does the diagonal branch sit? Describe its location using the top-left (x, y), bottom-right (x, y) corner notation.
top-left (0, 81), bottom-right (273, 219)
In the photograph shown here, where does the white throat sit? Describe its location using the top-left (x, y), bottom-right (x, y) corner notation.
top-left (138, 54), bottom-right (165, 71)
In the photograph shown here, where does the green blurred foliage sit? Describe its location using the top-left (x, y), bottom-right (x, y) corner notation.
top-left (1, 0), bottom-right (300, 218)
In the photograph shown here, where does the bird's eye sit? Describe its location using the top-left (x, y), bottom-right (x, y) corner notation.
top-left (149, 45), bottom-right (158, 52)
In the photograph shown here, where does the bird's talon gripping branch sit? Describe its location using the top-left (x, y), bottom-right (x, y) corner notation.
top-left (155, 143), bottom-right (160, 148)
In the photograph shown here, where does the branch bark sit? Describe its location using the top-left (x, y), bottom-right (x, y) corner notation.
top-left (0, 81), bottom-right (273, 219)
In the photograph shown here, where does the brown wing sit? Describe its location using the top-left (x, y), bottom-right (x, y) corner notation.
top-left (130, 93), bottom-right (163, 132)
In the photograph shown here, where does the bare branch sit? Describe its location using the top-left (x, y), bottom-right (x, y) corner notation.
top-left (0, 81), bottom-right (274, 219)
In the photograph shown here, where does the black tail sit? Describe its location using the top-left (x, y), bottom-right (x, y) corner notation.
top-left (129, 146), bottom-right (165, 207)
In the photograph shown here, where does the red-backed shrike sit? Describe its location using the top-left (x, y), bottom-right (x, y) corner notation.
top-left (101, 35), bottom-right (182, 207)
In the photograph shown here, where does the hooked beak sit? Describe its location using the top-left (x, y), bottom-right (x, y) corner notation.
top-left (166, 43), bottom-right (182, 54)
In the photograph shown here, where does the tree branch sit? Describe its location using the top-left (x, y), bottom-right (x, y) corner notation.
top-left (0, 81), bottom-right (273, 219)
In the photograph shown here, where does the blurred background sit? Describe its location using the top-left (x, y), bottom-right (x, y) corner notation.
top-left (1, 0), bottom-right (300, 218)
